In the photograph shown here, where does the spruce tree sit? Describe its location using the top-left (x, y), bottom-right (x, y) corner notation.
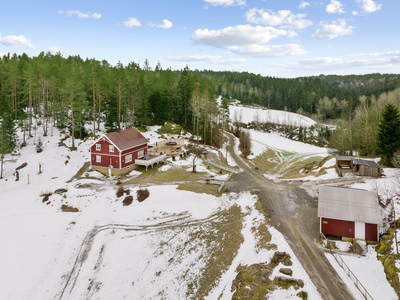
top-left (377, 103), bottom-right (400, 166)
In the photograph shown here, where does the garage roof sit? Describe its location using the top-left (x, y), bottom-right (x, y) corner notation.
top-left (318, 186), bottom-right (382, 224)
top-left (352, 158), bottom-right (381, 168)
top-left (336, 156), bottom-right (353, 161)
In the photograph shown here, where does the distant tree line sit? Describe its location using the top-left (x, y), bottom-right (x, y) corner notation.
top-left (0, 52), bottom-right (226, 148)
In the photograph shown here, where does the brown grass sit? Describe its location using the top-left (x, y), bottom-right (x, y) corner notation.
top-left (127, 167), bottom-right (203, 184)
top-left (60, 204), bottom-right (79, 212)
top-left (177, 183), bottom-right (221, 196)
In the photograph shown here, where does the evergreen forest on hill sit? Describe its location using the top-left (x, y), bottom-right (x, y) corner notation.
top-left (1, 52), bottom-right (400, 166)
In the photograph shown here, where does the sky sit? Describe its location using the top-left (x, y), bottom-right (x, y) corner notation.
top-left (1, 0), bottom-right (399, 77)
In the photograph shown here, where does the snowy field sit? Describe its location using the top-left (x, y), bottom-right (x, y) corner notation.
top-left (229, 104), bottom-right (316, 127)
top-left (0, 123), bottom-right (322, 299)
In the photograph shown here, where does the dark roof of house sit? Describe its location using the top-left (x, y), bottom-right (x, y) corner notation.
top-left (352, 158), bottom-right (381, 168)
top-left (336, 156), bottom-right (353, 161)
top-left (318, 185), bottom-right (382, 224)
top-left (106, 128), bottom-right (148, 151)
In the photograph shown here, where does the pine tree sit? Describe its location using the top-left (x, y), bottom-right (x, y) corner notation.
top-left (377, 103), bottom-right (400, 166)
top-left (0, 90), bottom-right (16, 179)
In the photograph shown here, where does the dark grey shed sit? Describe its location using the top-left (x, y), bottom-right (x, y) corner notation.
top-left (352, 158), bottom-right (383, 177)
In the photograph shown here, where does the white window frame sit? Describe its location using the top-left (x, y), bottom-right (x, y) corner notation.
top-left (125, 154), bottom-right (132, 163)
top-left (96, 144), bottom-right (101, 151)
top-left (109, 145), bottom-right (114, 153)
top-left (96, 155), bottom-right (101, 163)
top-left (138, 150), bottom-right (144, 159)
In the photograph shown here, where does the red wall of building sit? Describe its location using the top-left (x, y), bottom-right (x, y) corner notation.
top-left (321, 218), bottom-right (355, 239)
top-left (91, 138), bottom-right (148, 169)
top-left (91, 138), bottom-right (120, 168)
top-left (120, 145), bottom-right (148, 168)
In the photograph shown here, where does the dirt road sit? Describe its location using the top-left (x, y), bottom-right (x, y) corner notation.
top-left (225, 133), bottom-right (354, 300)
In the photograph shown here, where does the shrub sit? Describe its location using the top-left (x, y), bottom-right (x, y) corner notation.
top-left (137, 188), bottom-right (149, 202)
top-left (36, 137), bottom-right (43, 153)
top-left (116, 186), bottom-right (124, 197)
top-left (123, 195), bottom-right (134, 206)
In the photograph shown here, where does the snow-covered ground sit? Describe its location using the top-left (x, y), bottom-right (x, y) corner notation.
top-left (230, 104), bottom-right (316, 127)
top-left (249, 129), bottom-right (329, 159)
top-left (0, 122), bottom-right (322, 299)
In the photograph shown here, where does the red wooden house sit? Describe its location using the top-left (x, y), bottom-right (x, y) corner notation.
top-left (90, 128), bottom-right (149, 176)
top-left (318, 186), bottom-right (382, 242)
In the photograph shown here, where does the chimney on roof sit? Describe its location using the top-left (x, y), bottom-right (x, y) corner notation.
top-left (115, 127), bottom-right (119, 132)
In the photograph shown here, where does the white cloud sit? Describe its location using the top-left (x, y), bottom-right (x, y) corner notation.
top-left (347, 51), bottom-right (400, 57)
top-left (165, 54), bottom-right (222, 62)
top-left (326, 0), bottom-right (345, 14)
top-left (311, 19), bottom-right (354, 39)
top-left (212, 58), bottom-right (246, 64)
top-left (299, 1), bottom-right (310, 9)
top-left (123, 17), bottom-right (141, 28)
top-left (229, 44), bottom-right (309, 57)
top-left (245, 8), bottom-right (313, 29)
top-left (203, 0), bottom-right (246, 7)
top-left (48, 45), bottom-right (63, 53)
top-left (352, 11), bottom-right (359, 15)
top-left (157, 19), bottom-right (173, 29)
top-left (166, 54), bottom-right (246, 65)
top-left (192, 24), bottom-right (288, 48)
top-left (357, 0), bottom-right (382, 13)
top-left (58, 10), bottom-right (101, 19)
top-left (0, 34), bottom-right (36, 49)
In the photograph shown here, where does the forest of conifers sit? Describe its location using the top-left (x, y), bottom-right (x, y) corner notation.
top-left (1, 52), bottom-right (400, 160)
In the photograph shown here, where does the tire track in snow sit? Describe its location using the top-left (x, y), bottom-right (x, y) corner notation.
top-left (56, 212), bottom-right (223, 300)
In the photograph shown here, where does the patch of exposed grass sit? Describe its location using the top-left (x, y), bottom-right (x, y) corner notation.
top-left (251, 222), bottom-right (276, 252)
top-left (187, 205), bottom-right (244, 299)
top-left (67, 161), bottom-right (90, 182)
top-left (60, 204), bottom-right (79, 212)
top-left (231, 252), bottom-right (303, 299)
top-left (127, 167), bottom-right (203, 184)
top-left (177, 183), bottom-right (221, 197)
top-left (253, 149), bottom-right (279, 173)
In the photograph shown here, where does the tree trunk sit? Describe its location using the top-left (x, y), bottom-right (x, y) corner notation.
top-left (93, 75), bottom-right (96, 136)
top-left (29, 78), bottom-right (32, 137)
top-left (71, 100), bottom-right (75, 148)
top-left (0, 154), bottom-right (3, 179)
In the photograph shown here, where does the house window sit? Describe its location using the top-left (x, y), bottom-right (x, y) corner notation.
top-left (96, 155), bottom-right (101, 163)
top-left (109, 145), bottom-right (114, 153)
top-left (138, 150), bottom-right (144, 159)
top-left (125, 154), bottom-right (132, 163)
top-left (96, 144), bottom-right (101, 151)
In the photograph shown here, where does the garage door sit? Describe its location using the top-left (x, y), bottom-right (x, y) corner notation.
top-left (365, 223), bottom-right (378, 242)
top-left (321, 218), bottom-right (355, 239)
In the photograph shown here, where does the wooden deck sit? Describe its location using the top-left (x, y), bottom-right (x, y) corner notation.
top-left (135, 154), bottom-right (167, 170)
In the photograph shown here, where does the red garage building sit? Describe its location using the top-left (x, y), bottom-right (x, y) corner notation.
top-left (318, 186), bottom-right (382, 242)
top-left (90, 128), bottom-right (149, 176)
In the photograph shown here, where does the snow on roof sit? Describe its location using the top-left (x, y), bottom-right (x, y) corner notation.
top-left (318, 186), bottom-right (382, 225)
top-left (105, 128), bottom-right (148, 151)
top-left (352, 158), bottom-right (381, 168)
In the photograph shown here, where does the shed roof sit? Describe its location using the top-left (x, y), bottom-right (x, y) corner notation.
top-left (318, 186), bottom-right (382, 224)
top-left (336, 156), bottom-right (353, 161)
top-left (352, 158), bottom-right (381, 168)
top-left (105, 128), bottom-right (148, 151)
